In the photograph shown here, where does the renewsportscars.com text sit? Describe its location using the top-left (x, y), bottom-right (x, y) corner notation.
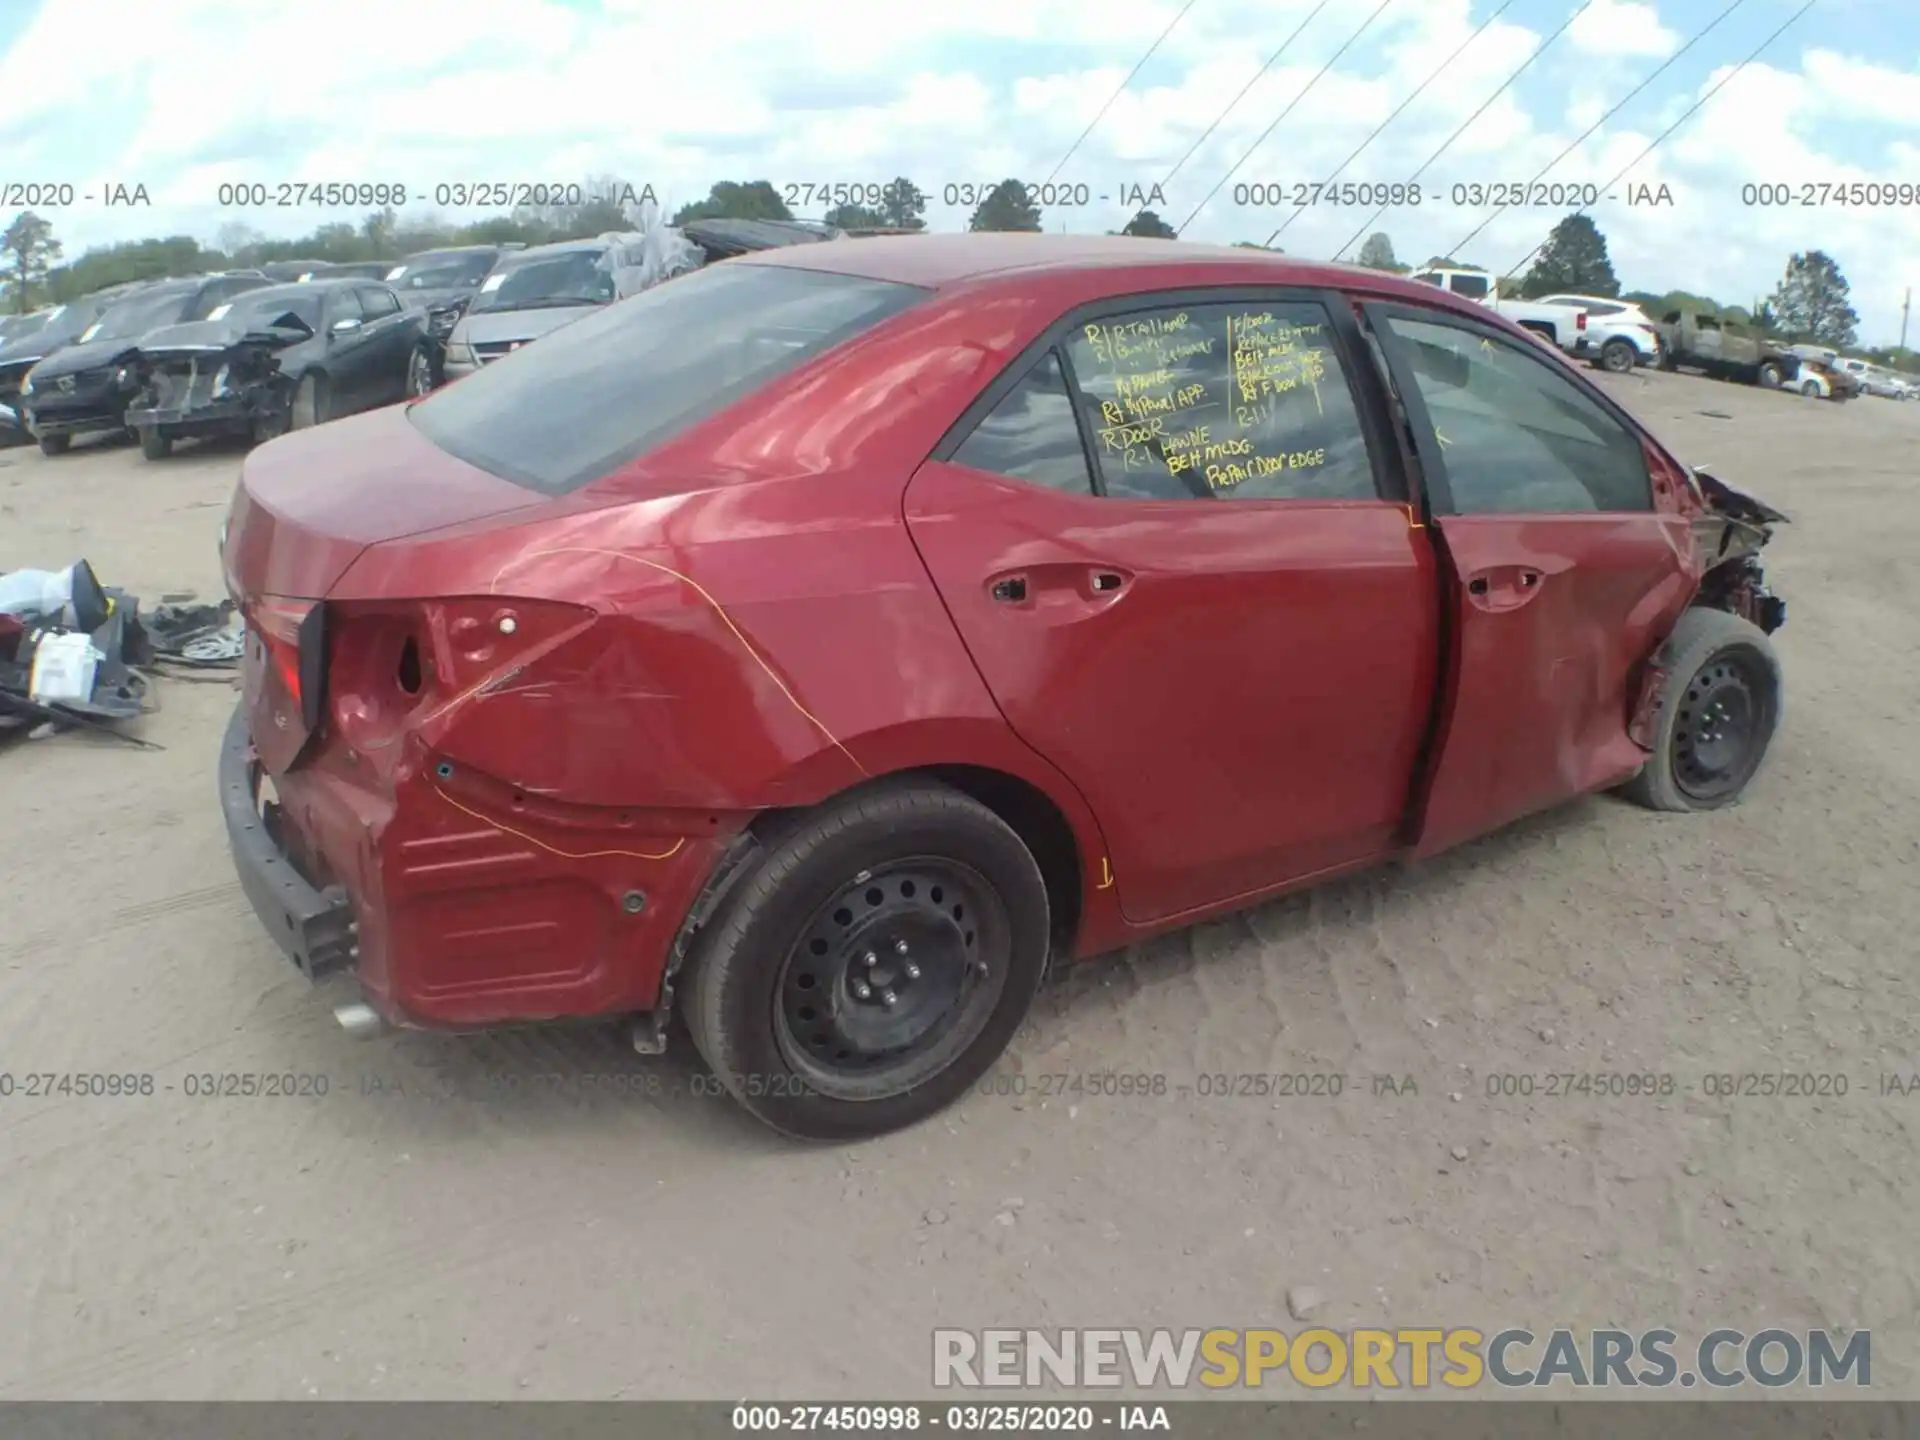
top-left (932, 1327), bottom-right (1871, 1390)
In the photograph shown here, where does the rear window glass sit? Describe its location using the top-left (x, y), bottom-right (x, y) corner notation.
top-left (409, 263), bottom-right (928, 494)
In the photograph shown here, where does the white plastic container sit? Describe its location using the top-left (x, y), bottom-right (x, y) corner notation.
top-left (28, 631), bottom-right (102, 704)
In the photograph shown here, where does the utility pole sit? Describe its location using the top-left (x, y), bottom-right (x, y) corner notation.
top-left (1901, 287), bottom-right (1911, 353)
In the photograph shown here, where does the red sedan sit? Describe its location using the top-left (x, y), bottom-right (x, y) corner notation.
top-left (218, 234), bottom-right (1788, 1140)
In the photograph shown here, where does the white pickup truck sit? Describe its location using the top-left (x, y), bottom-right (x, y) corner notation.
top-left (1408, 266), bottom-right (1587, 355)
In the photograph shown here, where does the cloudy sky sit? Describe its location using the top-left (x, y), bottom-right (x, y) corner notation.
top-left (3, 0), bottom-right (1916, 343)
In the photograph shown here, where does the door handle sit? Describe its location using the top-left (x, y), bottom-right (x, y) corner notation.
top-left (990, 576), bottom-right (1028, 604)
top-left (1090, 570), bottom-right (1125, 593)
top-left (1465, 567), bottom-right (1546, 612)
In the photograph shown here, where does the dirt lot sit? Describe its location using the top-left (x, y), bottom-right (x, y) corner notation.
top-left (0, 369), bottom-right (1915, 1400)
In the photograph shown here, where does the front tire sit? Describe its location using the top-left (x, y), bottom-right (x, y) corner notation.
top-left (37, 434), bottom-right (69, 456)
top-left (405, 344), bottom-right (435, 399)
top-left (1800, 380), bottom-right (1820, 397)
top-left (1619, 608), bottom-right (1782, 813)
top-left (138, 427), bottom-right (171, 460)
top-left (290, 372), bottom-right (329, 430)
top-left (1758, 360), bottom-right (1783, 388)
top-left (682, 779), bottom-right (1052, 1141)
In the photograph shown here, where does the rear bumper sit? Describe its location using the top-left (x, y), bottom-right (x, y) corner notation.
top-left (219, 704), bottom-right (359, 981)
top-left (218, 702), bottom-right (731, 1028)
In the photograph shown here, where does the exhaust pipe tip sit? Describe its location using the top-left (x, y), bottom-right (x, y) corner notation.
top-left (333, 1000), bottom-right (389, 1040)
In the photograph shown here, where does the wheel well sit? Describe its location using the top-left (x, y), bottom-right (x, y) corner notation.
top-left (924, 765), bottom-right (1083, 949)
top-left (743, 766), bottom-right (1084, 951)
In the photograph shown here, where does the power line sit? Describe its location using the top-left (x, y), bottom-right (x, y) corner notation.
top-left (1159, 0), bottom-right (1335, 190)
top-left (1265, 0), bottom-right (1518, 247)
top-left (1043, 0), bottom-right (1205, 188)
top-left (1497, 0), bottom-right (1820, 285)
top-left (1328, 1), bottom-right (1594, 261)
top-left (1175, 0), bottom-right (1399, 237)
top-left (1444, 0), bottom-right (1751, 258)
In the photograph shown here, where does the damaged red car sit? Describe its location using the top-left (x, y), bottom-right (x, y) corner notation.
top-left (219, 235), bottom-right (1788, 1140)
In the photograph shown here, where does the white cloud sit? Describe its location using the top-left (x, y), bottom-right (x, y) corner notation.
top-left (1567, 0), bottom-right (1682, 59)
top-left (5, 0), bottom-right (1918, 344)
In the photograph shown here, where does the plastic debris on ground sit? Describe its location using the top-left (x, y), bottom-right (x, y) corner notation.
top-left (0, 560), bottom-right (242, 752)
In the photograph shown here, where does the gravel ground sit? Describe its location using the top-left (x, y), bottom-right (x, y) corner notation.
top-left (0, 367), bottom-right (1914, 1400)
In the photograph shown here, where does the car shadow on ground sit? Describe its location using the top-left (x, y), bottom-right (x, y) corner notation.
top-left (329, 793), bottom-right (1622, 1153)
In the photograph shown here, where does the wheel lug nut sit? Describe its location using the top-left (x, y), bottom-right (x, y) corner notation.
top-left (882, 990), bottom-right (897, 1007)
top-left (904, 962), bottom-right (921, 980)
top-left (895, 940), bottom-right (910, 955)
top-left (854, 982), bottom-right (872, 999)
top-left (863, 951), bottom-right (877, 966)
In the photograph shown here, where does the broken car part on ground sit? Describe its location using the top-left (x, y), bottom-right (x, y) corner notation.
top-left (0, 559), bottom-right (241, 750)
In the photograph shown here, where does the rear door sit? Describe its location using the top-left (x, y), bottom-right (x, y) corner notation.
top-left (351, 286), bottom-right (413, 408)
top-left (905, 289), bottom-right (1441, 925)
top-left (1363, 301), bottom-right (1697, 857)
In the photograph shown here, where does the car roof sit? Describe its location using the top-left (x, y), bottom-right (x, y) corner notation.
top-left (500, 238), bottom-right (620, 259)
top-left (403, 245), bottom-right (499, 259)
top-left (224, 279), bottom-right (351, 304)
top-left (735, 232), bottom-right (1484, 306)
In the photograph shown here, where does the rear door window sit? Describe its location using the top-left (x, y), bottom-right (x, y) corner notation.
top-left (409, 263), bottom-right (927, 494)
top-left (1059, 298), bottom-right (1379, 503)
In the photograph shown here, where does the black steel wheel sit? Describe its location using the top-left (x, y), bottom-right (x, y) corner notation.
top-left (774, 858), bottom-right (1008, 1100)
top-left (1619, 608), bottom-right (1782, 813)
top-left (682, 779), bottom-right (1052, 1141)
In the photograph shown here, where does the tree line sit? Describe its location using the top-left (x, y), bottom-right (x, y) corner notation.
top-left (1353, 218), bottom-right (1896, 366)
top-left (2, 179), bottom-right (1900, 367)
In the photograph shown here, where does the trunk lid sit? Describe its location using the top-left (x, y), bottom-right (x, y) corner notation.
top-left (223, 403), bottom-right (550, 772)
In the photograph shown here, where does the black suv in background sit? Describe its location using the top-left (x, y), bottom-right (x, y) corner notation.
top-left (21, 273), bottom-right (273, 454)
top-left (0, 286), bottom-right (154, 447)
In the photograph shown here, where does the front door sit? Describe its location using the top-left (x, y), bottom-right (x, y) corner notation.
top-left (1364, 302), bottom-right (1698, 857)
top-left (905, 290), bottom-right (1440, 926)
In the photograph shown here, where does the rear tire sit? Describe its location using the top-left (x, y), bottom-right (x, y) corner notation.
top-left (139, 427), bottom-right (171, 461)
top-left (1619, 608), bottom-right (1782, 813)
top-left (1800, 380), bottom-right (1820, 397)
top-left (682, 779), bottom-right (1052, 1142)
top-left (1599, 338), bottom-right (1636, 374)
top-left (37, 434), bottom-right (69, 456)
top-left (1758, 360), bottom-right (1783, 388)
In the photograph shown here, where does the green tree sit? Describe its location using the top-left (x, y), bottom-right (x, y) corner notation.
top-left (823, 202), bottom-right (887, 230)
top-left (877, 177), bottom-right (928, 231)
top-left (1519, 214), bottom-right (1619, 298)
top-left (45, 235), bottom-right (216, 300)
top-left (968, 180), bottom-right (1042, 232)
top-left (1118, 208), bottom-right (1177, 238)
top-left (1768, 250), bottom-right (1859, 348)
top-left (1121, 210), bottom-right (1175, 238)
top-left (1356, 232), bottom-right (1400, 271)
top-left (671, 181), bottom-right (794, 225)
top-left (2, 211), bottom-right (62, 311)
top-left (1423, 255), bottom-right (1475, 269)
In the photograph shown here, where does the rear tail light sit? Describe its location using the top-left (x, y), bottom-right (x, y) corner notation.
top-left (1577, 311), bottom-right (1589, 330)
top-left (326, 596), bottom-right (596, 756)
top-left (250, 596), bottom-right (327, 730)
